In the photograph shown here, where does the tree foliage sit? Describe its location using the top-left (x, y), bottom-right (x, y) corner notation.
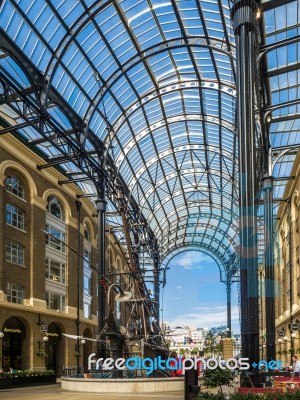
top-left (201, 366), bottom-right (234, 394)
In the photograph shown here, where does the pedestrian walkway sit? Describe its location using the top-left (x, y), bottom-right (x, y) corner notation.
top-left (0, 384), bottom-right (183, 400)
top-left (0, 381), bottom-right (238, 400)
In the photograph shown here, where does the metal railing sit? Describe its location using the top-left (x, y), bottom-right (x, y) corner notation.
top-left (62, 366), bottom-right (171, 379)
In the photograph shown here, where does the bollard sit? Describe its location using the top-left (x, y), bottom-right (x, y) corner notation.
top-left (184, 360), bottom-right (200, 400)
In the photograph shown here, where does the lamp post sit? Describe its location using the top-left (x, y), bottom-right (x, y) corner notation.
top-left (37, 335), bottom-right (49, 348)
top-left (291, 332), bottom-right (296, 357)
top-left (0, 332), bottom-right (3, 369)
top-left (278, 338), bottom-right (282, 357)
top-left (37, 335), bottom-right (49, 360)
top-left (259, 344), bottom-right (266, 360)
top-left (107, 283), bottom-right (132, 306)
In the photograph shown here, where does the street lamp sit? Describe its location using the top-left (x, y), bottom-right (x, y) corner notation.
top-left (37, 335), bottom-right (49, 357)
top-left (38, 336), bottom-right (49, 348)
top-left (107, 284), bottom-right (132, 309)
top-left (0, 332), bottom-right (4, 339)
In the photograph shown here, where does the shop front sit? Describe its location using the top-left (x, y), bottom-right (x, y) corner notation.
top-left (45, 323), bottom-right (63, 376)
top-left (2, 317), bottom-right (26, 371)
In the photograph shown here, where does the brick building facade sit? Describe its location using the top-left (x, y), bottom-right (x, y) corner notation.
top-left (0, 133), bottom-right (128, 374)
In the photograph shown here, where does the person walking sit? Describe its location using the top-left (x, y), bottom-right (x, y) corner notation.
top-left (292, 355), bottom-right (300, 376)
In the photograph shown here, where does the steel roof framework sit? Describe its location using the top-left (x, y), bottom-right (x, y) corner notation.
top-left (0, 0), bottom-right (239, 281)
top-left (0, 1), bottom-right (299, 354)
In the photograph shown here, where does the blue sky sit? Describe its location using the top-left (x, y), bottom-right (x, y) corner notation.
top-left (161, 251), bottom-right (240, 333)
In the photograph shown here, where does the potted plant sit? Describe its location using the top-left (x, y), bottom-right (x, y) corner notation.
top-left (200, 366), bottom-right (234, 397)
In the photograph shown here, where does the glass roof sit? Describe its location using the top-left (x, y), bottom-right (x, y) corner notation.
top-left (4, 0), bottom-right (298, 279)
top-left (261, 0), bottom-right (300, 202)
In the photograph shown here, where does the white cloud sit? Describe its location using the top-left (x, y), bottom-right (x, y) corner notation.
top-left (172, 251), bottom-right (213, 271)
top-left (176, 285), bottom-right (182, 290)
top-left (175, 253), bottom-right (193, 270)
top-left (168, 305), bottom-right (240, 331)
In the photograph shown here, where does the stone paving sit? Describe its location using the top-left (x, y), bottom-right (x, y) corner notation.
top-left (0, 384), bottom-right (183, 400)
top-left (0, 382), bottom-right (237, 400)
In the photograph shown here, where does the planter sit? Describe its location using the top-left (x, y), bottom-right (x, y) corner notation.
top-left (0, 374), bottom-right (56, 389)
top-left (0, 377), bottom-right (13, 389)
top-left (14, 374), bottom-right (56, 387)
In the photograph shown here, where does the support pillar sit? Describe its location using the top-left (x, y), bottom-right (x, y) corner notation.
top-left (231, 0), bottom-right (260, 378)
top-left (262, 176), bottom-right (275, 361)
top-left (96, 172), bottom-right (107, 360)
top-left (287, 197), bottom-right (294, 364)
top-left (226, 278), bottom-right (232, 338)
top-left (75, 200), bottom-right (82, 374)
top-left (153, 238), bottom-right (160, 329)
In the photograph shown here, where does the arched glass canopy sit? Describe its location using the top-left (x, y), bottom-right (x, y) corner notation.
top-left (0, 0), bottom-right (238, 274)
top-left (0, 0), bottom-right (299, 284)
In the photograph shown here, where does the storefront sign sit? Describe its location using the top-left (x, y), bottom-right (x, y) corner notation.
top-left (46, 332), bottom-right (59, 337)
top-left (3, 327), bottom-right (22, 334)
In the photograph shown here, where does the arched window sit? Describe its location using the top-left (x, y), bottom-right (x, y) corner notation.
top-left (6, 175), bottom-right (25, 199)
top-left (6, 204), bottom-right (25, 230)
top-left (46, 196), bottom-right (65, 221)
top-left (84, 223), bottom-right (90, 241)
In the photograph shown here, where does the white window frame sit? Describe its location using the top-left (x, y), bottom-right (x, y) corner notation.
top-left (6, 240), bottom-right (25, 266)
top-left (6, 175), bottom-right (25, 199)
top-left (6, 203), bottom-right (25, 230)
top-left (45, 290), bottom-right (66, 311)
top-left (45, 257), bottom-right (66, 284)
top-left (7, 282), bottom-right (25, 304)
top-left (46, 196), bottom-right (65, 221)
top-left (46, 223), bottom-right (66, 253)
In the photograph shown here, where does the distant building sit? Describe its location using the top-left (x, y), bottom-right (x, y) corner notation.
top-left (164, 325), bottom-right (208, 354)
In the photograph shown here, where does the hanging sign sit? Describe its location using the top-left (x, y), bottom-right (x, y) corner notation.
top-left (40, 324), bottom-right (48, 333)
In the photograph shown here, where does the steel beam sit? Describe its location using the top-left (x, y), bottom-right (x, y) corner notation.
top-left (96, 154), bottom-right (107, 359)
top-left (231, 0), bottom-right (260, 382)
top-left (262, 176), bottom-right (275, 361)
top-left (226, 277), bottom-right (232, 337)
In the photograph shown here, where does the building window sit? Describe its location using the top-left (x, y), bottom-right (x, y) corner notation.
top-left (83, 248), bottom-right (92, 319)
top-left (6, 175), bottom-right (25, 199)
top-left (6, 240), bottom-right (25, 266)
top-left (6, 203), bottom-right (25, 230)
top-left (46, 196), bottom-right (65, 221)
top-left (45, 224), bottom-right (66, 252)
top-left (45, 291), bottom-right (66, 311)
top-left (6, 283), bottom-right (24, 304)
top-left (45, 258), bottom-right (66, 284)
top-left (84, 223), bottom-right (91, 241)
top-left (83, 302), bottom-right (91, 319)
top-left (83, 249), bottom-right (91, 295)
